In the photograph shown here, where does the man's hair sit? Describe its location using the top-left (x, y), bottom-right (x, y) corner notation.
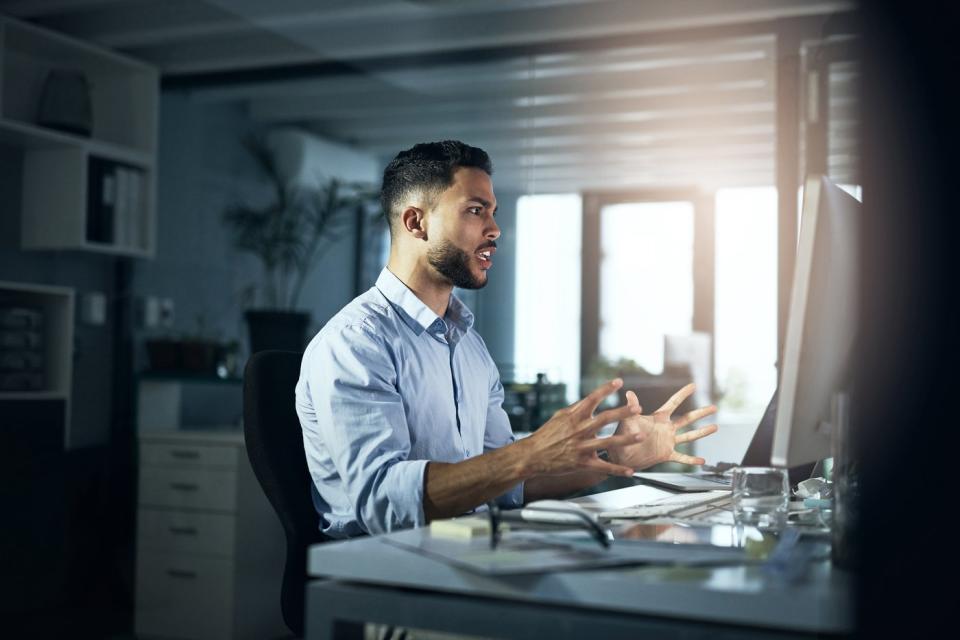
top-left (380, 140), bottom-right (493, 235)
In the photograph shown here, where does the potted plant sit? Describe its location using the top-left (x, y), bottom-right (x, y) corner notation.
top-left (222, 133), bottom-right (377, 354)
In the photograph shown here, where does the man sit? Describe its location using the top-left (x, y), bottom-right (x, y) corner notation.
top-left (296, 140), bottom-right (718, 538)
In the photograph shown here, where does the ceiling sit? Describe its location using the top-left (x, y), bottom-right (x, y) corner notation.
top-left (1, 0), bottom-right (859, 193)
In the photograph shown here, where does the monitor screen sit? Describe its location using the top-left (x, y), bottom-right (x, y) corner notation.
top-left (772, 176), bottom-right (861, 467)
top-left (743, 391), bottom-right (815, 485)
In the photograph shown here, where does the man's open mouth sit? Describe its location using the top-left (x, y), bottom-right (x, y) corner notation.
top-left (476, 246), bottom-right (496, 267)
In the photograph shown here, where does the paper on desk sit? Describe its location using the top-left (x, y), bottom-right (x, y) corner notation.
top-left (383, 527), bottom-right (746, 576)
top-left (597, 491), bottom-right (731, 520)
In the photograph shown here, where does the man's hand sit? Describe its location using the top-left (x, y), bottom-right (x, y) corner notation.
top-left (517, 378), bottom-right (644, 478)
top-left (608, 383), bottom-right (719, 470)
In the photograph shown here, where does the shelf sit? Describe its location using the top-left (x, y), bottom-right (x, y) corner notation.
top-left (77, 240), bottom-right (153, 259)
top-left (0, 16), bottom-right (158, 257)
top-left (1, 15), bottom-right (158, 154)
top-left (139, 427), bottom-right (245, 445)
top-left (138, 372), bottom-right (243, 385)
top-left (0, 118), bottom-right (153, 167)
top-left (14, 132), bottom-right (156, 256)
top-left (0, 390), bottom-right (69, 401)
top-left (0, 281), bottom-right (75, 447)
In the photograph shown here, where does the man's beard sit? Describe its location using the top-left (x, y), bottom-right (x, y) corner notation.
top-left (427, 239), bottom-right (487, 290)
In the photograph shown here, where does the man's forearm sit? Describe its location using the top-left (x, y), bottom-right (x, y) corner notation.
top-left (422, 440), bottom-right (531, 521)
top-left (424, 445), bottom-right (609, 521)
top-left (522, 470), bottom-right (607, 503)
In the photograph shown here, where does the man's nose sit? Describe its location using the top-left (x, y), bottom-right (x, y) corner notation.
top-left (486, 216), bottom-right (501, 240)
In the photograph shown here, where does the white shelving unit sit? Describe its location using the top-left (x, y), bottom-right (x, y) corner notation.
top-left (0, 280), bottom-right (74, 446)
top-left (0, 16), bottom-right (158, 257)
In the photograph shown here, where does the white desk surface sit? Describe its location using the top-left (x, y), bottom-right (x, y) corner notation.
top-left (307, 484), bottom-right (852, 635)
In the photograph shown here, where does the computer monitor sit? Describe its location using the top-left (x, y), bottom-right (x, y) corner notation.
top-left (744, 391), bottom-right (815, 485)
top-left (771, 175), bottom-right (861, 468)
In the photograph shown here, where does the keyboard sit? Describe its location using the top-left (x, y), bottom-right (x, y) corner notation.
top-left (598, 490), bottom-right (731, 520)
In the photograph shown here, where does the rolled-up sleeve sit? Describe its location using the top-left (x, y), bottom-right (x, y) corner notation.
top-left (301, 323), bottom-right (427, 535)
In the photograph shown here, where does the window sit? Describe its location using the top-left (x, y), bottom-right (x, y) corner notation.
top-left (705, 187), bottom-right (778, 461)
top-left (514, 194), bottom-right (582, 401)
top-left (599, 201), bottom-right (695, 374)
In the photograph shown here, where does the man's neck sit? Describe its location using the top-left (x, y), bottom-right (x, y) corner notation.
top-left (386, 257), bottom-right (453, 318)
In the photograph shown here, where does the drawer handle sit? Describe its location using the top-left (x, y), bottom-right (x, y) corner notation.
top-left (169, 526), bottom-right (198, 536)
top-left (166, 569), bottom-right (197, 580)
top-left (170, 450), bottom-right (200, 460)
top-left (169, 482), bottom-right (199, 492)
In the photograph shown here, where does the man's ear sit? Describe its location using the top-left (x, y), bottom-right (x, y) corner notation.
top-left (401, 206), bottom-right (428, 240)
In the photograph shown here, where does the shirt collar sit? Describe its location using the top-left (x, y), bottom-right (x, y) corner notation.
top-left (375, 268), bottom-right (474, 337)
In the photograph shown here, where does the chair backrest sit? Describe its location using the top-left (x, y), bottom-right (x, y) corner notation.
top-left (243, 350), bottom-right (326, 637)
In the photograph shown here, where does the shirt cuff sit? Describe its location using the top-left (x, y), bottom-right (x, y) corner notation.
top-left (389, 458), bottom-right (431, 531)
top-left (495, 480), bottom-right (525, 508)
top-left (359, 458), bottom-right (431, 535)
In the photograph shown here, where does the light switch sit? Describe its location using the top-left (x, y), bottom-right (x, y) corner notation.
top-left (80, 291), bottom-right (107, 325)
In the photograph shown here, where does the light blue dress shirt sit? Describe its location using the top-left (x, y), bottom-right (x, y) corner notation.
top-left (296, 268), bottom-right (524, 538)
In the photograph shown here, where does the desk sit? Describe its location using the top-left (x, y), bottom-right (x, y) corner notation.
top-left (304, 484), bottom-right (852, 639)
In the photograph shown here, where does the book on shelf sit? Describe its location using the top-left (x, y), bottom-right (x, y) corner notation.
top-left (113, 166), bottom-right (128, 246)
top-left (86, 157), bottom-right (146, 247)
top-left (127, 169), bottom-right (142, 249)
top-left (86, 156), bottom-right (114, 243)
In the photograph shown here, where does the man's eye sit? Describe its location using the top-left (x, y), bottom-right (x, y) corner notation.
top-left (468, 207), bottom-right (482, 215)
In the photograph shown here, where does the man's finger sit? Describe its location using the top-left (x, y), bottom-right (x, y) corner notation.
top-left (669, 452), bottom-right (706, 465)
top-left (574, 378), bottom-right (623, 414)
top-left (673, 405), bottom-right (718, 430)
top-left (674, 424), bottom-right (719, 444)
top-left (625, 390), bottom-right (642, 413)
top-left (582, 457), bottom-right (635, 478)
top-left (656, 383), bottom-right (696, 415)
top-left (583, 404), bottom-right (640, 434)
top-left (588, 432), bottom-right (644, 451)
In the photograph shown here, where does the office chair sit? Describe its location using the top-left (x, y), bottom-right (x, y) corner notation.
top-left (243, 350), bottom-right (327, 638)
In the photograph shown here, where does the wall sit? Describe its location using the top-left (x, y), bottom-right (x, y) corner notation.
top-left (129, 94), bottom-right (382, 426)
top-left (270, 126), bottom-right (381, 327)
top-left (132, 94), bottom-right (257, 360)
top-left (134, 94), bottom-right (380, 390)
top-left (469, 187), bottom-right (520, 371)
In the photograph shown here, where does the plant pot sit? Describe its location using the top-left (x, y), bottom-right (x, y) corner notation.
top-left (145, 338), bottom-right (226, 374)
top-left (145, 338), bottom-right (181, 371)
top-left (180, 340), bottom-right (221, 373)
top-left (245, 310), bottom-right (310, 354)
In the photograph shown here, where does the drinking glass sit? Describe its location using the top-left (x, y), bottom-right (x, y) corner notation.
top-left (731, 467), bottom-right (789, 531)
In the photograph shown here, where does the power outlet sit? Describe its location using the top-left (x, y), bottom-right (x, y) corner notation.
top-left (158, 298), bottom-right (175, 328)
top-left (80, 292), bottom-right (107, 326)
top-left (140, 296), bottom-right (175, 329)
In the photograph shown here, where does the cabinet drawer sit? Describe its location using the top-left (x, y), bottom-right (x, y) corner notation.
top-left (140, 441), bottom-right (240, 469)
top-left (139, 466), bottom-right (237, 512)
top-left (137, 508), bottom-right (235, 557)
top-left (135, 551), bottom-right (233, 640)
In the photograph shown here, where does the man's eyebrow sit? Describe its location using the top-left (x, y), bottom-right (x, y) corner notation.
top-left (467, 197), bottom-right (497, 212)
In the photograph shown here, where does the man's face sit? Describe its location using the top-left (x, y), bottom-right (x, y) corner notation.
top-left (425, 167), bottom-right (500, 290)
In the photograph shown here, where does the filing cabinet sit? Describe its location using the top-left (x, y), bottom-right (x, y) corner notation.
top-left (134, 431), bottom-right (286, 640)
